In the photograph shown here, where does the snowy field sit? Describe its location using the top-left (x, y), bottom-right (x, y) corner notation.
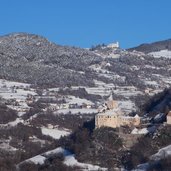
top-left (66, 95), bottom-right (93, 105)
top-left (113, 88), bottom-right (143, 97)
top-left (149, 50), bottom-right (171, 58)
top-left (83, 80), bottom-right (116, 96)
top-left (131, 126), bottom-right (156, 135)
top-left (0, 139), bottom-right (17, 152)
top-left (118, 100), bottom-right (136, 113)
top-left (0, 79), bottom-right (37, 116)
top-left (41, 127), bottom-right (70, 139)
top-left (0, 118), bottom-right (24, 128)
top-left (0, 79), bottom-right (30, 88)
top-left (144, 80), bottom-right (159, 87)
top-left (0, 79), bottom-right (35, 101)
top-left (134, 144), bottom-right (171, 171)
top-left (20, 147), bottom-right (107, 171)
top-left (73, 80), bottom-right (141, 98)
top-left (56, 108), bottom-right (98, 115)
top-left (150, 144), bottom-right (171, 160)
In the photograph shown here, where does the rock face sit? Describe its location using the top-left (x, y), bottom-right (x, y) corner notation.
top-left (0, 33), bottom-right (102, 87)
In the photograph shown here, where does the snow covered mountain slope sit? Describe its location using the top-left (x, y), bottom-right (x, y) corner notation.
top-left (128, 38), bottom-right (171, 53)
top-left (0, 33), bottom-right (101, 87)
top-left (148, 49), bottom-right (171, 58)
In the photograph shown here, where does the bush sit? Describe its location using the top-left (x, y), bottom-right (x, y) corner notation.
top-left (122, 126), bottom-right (171, 170)
top-left (60, 126), bottom-right (123, 169)
top-left (0, 104), bottom-right (17, 124)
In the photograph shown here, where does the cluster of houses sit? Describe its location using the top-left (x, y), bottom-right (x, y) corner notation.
top-left (47, 102), bottom-right (96, 112)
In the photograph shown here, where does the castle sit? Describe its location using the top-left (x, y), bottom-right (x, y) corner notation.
top-left (95, 96), bottom-right (140, 129)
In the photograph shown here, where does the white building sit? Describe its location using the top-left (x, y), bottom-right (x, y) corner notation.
top-left (107, 42), bottom-right (119, 49)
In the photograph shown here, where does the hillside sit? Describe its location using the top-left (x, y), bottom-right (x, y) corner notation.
top-left (0, 34), bottom-right (171, 170)
top-left (0, 33), bottom-right (101, 87)
top-left (128, 39), bottom-right (171, 53)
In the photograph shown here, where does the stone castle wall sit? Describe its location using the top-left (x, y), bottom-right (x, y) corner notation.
top-left (95, 114), bottom-right (140, 128)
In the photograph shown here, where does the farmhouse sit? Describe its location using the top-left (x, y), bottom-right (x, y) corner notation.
top-left (95, 98), bottom-right (140, 129)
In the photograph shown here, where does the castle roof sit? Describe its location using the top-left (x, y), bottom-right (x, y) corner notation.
top-left (108, 93), bottom-right (113, 101)
top-left (97, 108), bottom-right (121, 116)
top-left (134, 114), bottom-right (140, 118)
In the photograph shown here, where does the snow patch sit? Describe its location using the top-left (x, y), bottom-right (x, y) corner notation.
top-left (64, 153), bottom-right (107, 170)
top-left (131, 126), bottom-right (156, 135)
top-left (19, 147), bottom-right (107, 170)
top-left (66, 96), bottom-right (93, 105)
top-left (149, 50), bottom-right (171, 58)
top-left (41, 127), bottom-right (70, 139)
top-left (26, 155), bottom-right (46, 165)
top-left (56, 108), bottom-right (98, 115)
top-left (151, 144), bottom-right (171, 160)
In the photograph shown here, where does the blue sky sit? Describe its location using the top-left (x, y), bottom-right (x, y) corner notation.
top-left (0, 0), bottom-right (171, 48)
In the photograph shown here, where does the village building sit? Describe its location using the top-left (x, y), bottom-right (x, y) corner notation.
top-left (26, 94), bottom-right (35, 104)
top-left (167, 111), bottom-right (171, 125)
top-left (47, 124), bottom-right (54, 129)
top-left (61, 103), bottom-right (69, 109)
top-left (144, 88), bottom-right (154, 95)
top-left (95, 96), bottom-right (140, 129)
top-left (47, 104), bottom-right (60, 111)
top-left (69, 103), bottom-right (78, 109)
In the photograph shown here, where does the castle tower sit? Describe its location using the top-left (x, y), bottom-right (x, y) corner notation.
top-left (167, 111), bottom-right (171, 125)
top-left (106, 93), bottom-right (118, 110)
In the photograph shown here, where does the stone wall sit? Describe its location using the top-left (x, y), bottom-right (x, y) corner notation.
top-left (167, 116), bottom-right (171, 125)
top-left (95, 114), bottom-right (140, 129)
top-left (95, 114), bottom-right (119, 128)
